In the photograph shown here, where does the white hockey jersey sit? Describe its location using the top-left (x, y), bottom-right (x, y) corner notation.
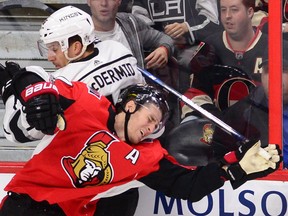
top-left (3, 40), bottom-right (145, 143)
top-left (52, 40), bottom-right (144, 104)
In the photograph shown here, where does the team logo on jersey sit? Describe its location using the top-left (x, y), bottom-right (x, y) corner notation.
top-left (62, 131), bottom-right (116, 188)
top-left (148, 0), bottom-right (185, 23)
top-left (200, 123), bottom-right (214, 144)
top-left (235, 52), bottom-right (244, 60)
top-left (93, 59), bottom-right (102, 66)
top-left (215, 77), bottom-right (256, 111)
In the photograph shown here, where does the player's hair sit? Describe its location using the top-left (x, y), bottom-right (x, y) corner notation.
top-left (68, 35), bottom-right (94, 52)
top-left (116, 84), bottom-right (170, 124)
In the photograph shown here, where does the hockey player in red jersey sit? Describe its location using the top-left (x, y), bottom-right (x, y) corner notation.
top-left (0, 64), bottom-right (281, 216)
top-left (0, 6), bottom-right (145, 216)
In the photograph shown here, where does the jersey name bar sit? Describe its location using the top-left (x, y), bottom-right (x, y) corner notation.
top-left (91, 63), bottom-right (136, 91)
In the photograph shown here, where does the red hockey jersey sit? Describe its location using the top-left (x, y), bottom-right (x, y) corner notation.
top-left (4, 79), bottom-right (169, 215)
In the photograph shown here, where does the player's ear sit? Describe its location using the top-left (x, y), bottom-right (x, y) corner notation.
top-left (74, 41), bottom-right (83, 55)
top-left (67, 41), bottom-right (83, 58)
top-left (125, 100), bottom-right (137, 113)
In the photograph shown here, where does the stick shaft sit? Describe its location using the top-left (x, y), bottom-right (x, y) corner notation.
top-left (138, 67), bottom-right (248, 142)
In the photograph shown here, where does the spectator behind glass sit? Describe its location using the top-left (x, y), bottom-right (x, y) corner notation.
top-left (201, 0), bottom-right (267, 83)
top-left (87, 0), bottom-right (175, 70)
top-left (179, 0), bottom-right (269, 120)
top-left (131, 0), bottom-right (223, 94)
top-left (132, 0), bottom-right (223, 46)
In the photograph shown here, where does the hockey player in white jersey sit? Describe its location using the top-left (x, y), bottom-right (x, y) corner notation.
top-left (2, 6), bottom-right (145, 143)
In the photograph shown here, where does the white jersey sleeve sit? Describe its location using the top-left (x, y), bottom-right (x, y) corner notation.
top-left (3, 66), bottom-right (51, 143)
top-left (196, 0), bottom-right (219, 25)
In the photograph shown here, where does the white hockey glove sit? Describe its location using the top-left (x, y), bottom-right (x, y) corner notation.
top-left (221, 140), bottom-right (281, 189)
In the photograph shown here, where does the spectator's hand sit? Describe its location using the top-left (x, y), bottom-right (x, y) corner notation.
top-left (145, 46), bottom-right (168, 69)
top-left (164, 22), bottom-right (189, 39)
top-left (222, 140), bottom-right (281, 189)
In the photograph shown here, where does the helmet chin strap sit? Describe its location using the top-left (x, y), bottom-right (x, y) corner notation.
top-left (124, 111), bottom-right (132, 144)
top-left (64, 45), bottom-right (87, 62)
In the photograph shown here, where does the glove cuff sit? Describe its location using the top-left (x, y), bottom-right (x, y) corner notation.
top-left (20, 81), bottom-right (59, 105)
top-left (222, 151), bottom-right (238, 164)
top-left (226, 163), bottom-right (246, 181)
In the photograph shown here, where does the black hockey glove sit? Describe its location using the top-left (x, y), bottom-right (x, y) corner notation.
top-left (7, 64), bottom-right (67, 135)
top-left (221, 140), bottom-right (281, 189)
top-left (18, 81), bottom-right (66, 135)
top-left (0, 61), bottom-right (22, 104)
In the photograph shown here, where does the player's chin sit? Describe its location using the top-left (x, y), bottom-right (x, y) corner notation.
top-left (53, 64), bottom-right (61, 69)
top-left (129, 135), bottom-right (142, 145)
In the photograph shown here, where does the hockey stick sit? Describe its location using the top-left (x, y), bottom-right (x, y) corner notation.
top-left (138, 67), bottom-right (272, 159)
top-left (138, 67), bottom-right (247, 142)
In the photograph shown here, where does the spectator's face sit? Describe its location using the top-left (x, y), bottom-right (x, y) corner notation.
top-left (87, 0), bottom-right (121, 29)
top-left (220, 0), bottom-right (253, 39)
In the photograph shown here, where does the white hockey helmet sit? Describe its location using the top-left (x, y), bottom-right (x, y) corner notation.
top-left (38, 5), bottom-right (96, 56)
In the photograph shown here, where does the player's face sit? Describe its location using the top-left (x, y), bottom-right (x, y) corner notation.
top-left (87, 0), bottom-right (121, 31)
top-left (46, 42), bottom-right (69, 69)
top-left (220, 0), bottom-right (253, 39)
top-left (126, 103), bottom-right (162, 144)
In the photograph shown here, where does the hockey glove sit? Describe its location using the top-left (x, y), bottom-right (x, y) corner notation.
top-left (19, 81), bottom-right (66, 135)
top-left (0, 61), bottom-right (22, 104)
top-left (222, 140), bottom-right (281, 189)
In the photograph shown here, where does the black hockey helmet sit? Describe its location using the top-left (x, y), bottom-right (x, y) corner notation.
top-left (117, 83), bottom-right (170, 126)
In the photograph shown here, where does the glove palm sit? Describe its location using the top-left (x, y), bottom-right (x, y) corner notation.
top-left (222, 140), bottom-right (281, 189)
